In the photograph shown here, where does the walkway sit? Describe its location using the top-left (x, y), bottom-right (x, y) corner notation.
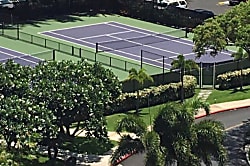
top-left (61, 98), bottom-right (250, 165)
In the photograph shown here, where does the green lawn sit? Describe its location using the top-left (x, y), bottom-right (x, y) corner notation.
top-left (206, 85), bottom-right (250, 104)
top-left (59, 136), bottom-right (116, 155)
top-left (106, 88), bottom-right (201, 131)
top-left (106, 85), bottom-right (250, 131)
top-left (0, 147), bottom-right (64, 166)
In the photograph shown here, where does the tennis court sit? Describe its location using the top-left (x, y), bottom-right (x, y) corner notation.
top-left (40, 21), bottom-right (232, 69)
top-left (0, 46), bottom-right (43, 67)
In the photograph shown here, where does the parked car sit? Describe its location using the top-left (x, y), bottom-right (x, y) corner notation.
top-left (194, 9), bottom-right (215, 18)
top-left (156, 0), bottom-right (187, 9)
top-left (229, 0), bottom-right (247, 6)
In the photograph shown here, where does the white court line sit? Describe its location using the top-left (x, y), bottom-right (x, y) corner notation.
top-left (0, 46), bottom-right (42, 61)
top-left (225, 123), bottom-right (243, 131)
top-left (41, 32), bottom-right (165, 68)
top-left (78, 30), bottom-right (132, 40)
top-left (45, 31), bottom-right (179, 62)
top-left (155, 57), bottom-right (175, 61)
top-left (39, 21), bottom-right (112, 34)
top-left (44, 31), bottom-right (95, 45)
top-left (108, 22), bottom-right (236, 57)
top-left (107, 22), bottom-right (194, 47)
top-left (0, 50), bottom-right (38, 65)
top-left (104, 35), bottom-right (180, 56)
top-left (39, 21), bottom-right (233, 68)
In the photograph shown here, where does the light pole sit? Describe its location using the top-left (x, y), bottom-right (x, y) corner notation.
top-left (148, 94), bottom-right (152, 131)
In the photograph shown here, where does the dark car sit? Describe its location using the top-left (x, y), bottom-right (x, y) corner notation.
top-left (229, 0), bottom-right (247, 6)
top-left (194, 9), bottom-right (215, 19)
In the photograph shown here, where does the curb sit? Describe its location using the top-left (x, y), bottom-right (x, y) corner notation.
top-left (114, 105), bottom-right (250, 165)
top-left (195, 105), bottom-right (250, 119)
top-left (113, 151), bottom-right (136, 166)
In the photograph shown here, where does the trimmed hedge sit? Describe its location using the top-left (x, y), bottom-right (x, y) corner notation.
top-left (217, 68), bottom-right (250, 90)
top-left (106, 75), bottom-right (197, 115)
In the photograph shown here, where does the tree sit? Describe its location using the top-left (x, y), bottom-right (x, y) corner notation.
top-left (193, 120), bottom-right (227, 166)
top-left (111, 115), bottom-right (164, 166)
top-left (0, 95), bottom-right (58, 151)
top-left (0, 60), bottom-right (32, 98)
top-left (231, 47), bottom-right (248, 90)
top-left (30, 59), bottom-right (121, 138)
top-left (154, 102), bottom-right (226, 165)
top-left (193, 2), bottom-right (250, 58)
top-left (111, 102), bottom-right (226, 166)
top-left (171, 55), bottom-right (199, 102)
top-left (125, 68), bottom-right (153, 113)
top-left (188, 97), bottom-right (210, 116)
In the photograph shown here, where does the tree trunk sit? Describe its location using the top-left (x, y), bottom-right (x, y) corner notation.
top-left (48, 145), bottom-right (58, 159)
top-left (136, 90), bottom-right (139, 113)
top-left (180, 69), bottom-right (184, 103)
top-left (240, 64), bottom-right (243, 90)
top-left (48, 139), bottom-right (58, 159)
top-left (72, 121), bottom-right (81, 136)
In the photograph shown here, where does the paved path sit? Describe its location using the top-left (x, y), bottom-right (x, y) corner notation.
top-left (47, 98), bottom-right (250, 166)
top-left (82, 98), bottom-right (250, 166)
top-left (197, 89), bottom-right (213, 101)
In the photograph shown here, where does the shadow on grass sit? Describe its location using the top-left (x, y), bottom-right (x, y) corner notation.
top-left (19, 14), bottom-right (85, 28)
top-left (230, 87), bottom-right (250, 94)
top-left (59, 136), bottom-right (114, 155)
top-left (11, 152), bottom-right (64, 166)
top-left (125, 111), bottom-right (150, 116)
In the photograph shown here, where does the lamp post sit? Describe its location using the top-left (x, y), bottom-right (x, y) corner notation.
top-left (148, 94), bottom-right (152, 131)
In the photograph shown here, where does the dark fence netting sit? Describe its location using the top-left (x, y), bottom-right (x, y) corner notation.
top-left (126, 3), bottom-right (214, 29)
top-left (0, 1), bottom-right (213, 29)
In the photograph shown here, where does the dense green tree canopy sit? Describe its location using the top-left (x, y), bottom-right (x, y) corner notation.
top-left (111, 101), bottom-right (226, 166)
top-left (193, 1), bottom-right (250, 58)
top-left (125, 68), bottom-right (153, 112)
top-left (0, 61), bottom-right (32, 98)
top-left (0, 95), bottom-right (58, 150)
top-left (30, 59), bottom-right (121, 138)
top-left (171, 55), bottom-right (199, 102)
top-left (0, 59), bottom-right (121, 159)
top-left (154, 103), bottom-right (226, 165)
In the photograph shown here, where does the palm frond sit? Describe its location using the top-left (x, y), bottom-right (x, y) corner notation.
top-left (193, 120), bottom-right (226, 165)
top-left (125, 68), bottom-right (153, 86)
top-left (115, 115), bottom-right (147, 137)
top-left (143, 131), bottom-right (161, 150)
top-left (188, 98), bottom-right (210, 115)
top-left (232, 47), bottom-right (248, 61)
top-left (110, 135), bottom-right (145, 165)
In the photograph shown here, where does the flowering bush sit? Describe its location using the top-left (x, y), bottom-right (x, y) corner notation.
top-left (106, 75), bottom-right (197, 115)
top-left (217, 68), bottom-right (250, 89)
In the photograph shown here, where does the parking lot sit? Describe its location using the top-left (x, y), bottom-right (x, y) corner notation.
top-left (187, 0), bottom-right (232, 15)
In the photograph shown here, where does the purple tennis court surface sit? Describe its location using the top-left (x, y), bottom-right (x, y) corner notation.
top-left (0, 47), bottom-right (42, 67)
top-left (41, 22), bottom-right (233, 69)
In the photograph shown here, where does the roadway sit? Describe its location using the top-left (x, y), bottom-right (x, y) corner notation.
top-left (187, 0), bottom-right (232, 15)
top-left (120, 107), bottom-right (250, 166)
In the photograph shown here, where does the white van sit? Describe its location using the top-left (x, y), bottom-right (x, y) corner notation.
top-left (156, 0), bottom-right (187, 9)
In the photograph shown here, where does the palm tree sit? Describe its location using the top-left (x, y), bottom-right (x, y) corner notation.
top-left (111, 102), bottom-right (226, 166)
top-left (155, 102), bottom-right (226, 165)
top-left (193, 120), bottom-right (227, 165)
top-left (125, 68), bottom-right (154, 113)
top-left (110, 115), bottom-right (164, 166)
top-left (188, 97), bottom-right (210, 116)
top-left (171, 54), bottom-right (199, 102)
top-left (231, 47), bottom-right (248, 90)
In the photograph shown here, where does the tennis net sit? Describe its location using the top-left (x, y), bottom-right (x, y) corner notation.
top-left (30, 50), bottom-right (55, 60)
top-left (96, 28), bottom-right (187, 53)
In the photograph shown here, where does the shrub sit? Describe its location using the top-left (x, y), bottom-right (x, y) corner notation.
top-left (217, 68), bottom-right (250, 89)
top-left (106, 75), bottom-right (197, 115)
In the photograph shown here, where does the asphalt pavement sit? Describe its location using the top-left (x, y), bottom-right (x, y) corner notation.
top-left (187, 0), bottom-right (232, 15)
top-left (79, 99), bottom-right (250, 166)
top-left (120, 101), bottom-right (250, 166)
